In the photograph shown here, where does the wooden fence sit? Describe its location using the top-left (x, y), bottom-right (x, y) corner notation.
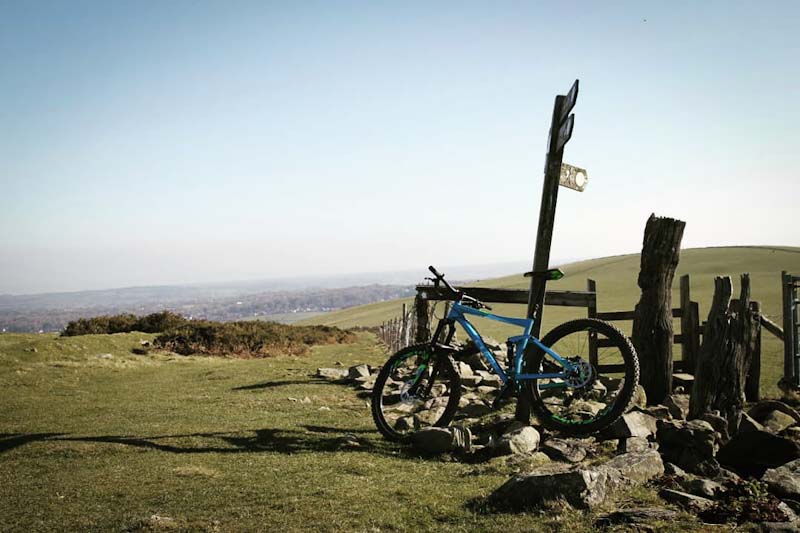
top-left (412, 276), bottom-right (702, 375)
top-left (375, 273), bottom-right (791, 400)
top-left (376, 303), bottom-right (420, 354)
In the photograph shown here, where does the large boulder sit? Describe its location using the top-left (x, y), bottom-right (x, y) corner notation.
top-left (717, 430), bottom-right (800, 477)
top-left (541, 438), bottom-right (589, 463)
top-left (488, 450), bottom-right (663, 510)
top-left (602, 411), bottom-right (657, 439)
top-left (748, 400), bottom-right (800, 427)
top-left (763, 458), bottom-right (800, 500)
top-left (657, 419), bottom-right (718, 473)
top-left (411, 426), bottom-right (471, 454)
top-left (347, 364), bottom-right (371, 380)
top-left (495, 422), bottom-right (540, 455)
top-left (316, 367), bottom-right (349, 379)
top-left (763, 411), bottom-right (799, 434)
top-left (604, 450), bottom-right (665, 485)
top-left (490, 462), bottom-right (611, 509)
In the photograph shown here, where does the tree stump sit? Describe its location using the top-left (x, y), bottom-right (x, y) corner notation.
top-left (632, 214), bottom-right (686, 405)
top-left (689, 274), bottom-right (760, 421)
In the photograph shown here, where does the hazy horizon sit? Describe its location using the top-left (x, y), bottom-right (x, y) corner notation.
top-left (2, 1), bottom-right (798, 294)
top-left (0, 257), bottom-right (540, 297)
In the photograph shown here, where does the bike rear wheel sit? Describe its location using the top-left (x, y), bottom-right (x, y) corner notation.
top-left (371, 344), bottom-right (461, 442)
top-left (527, 318), bottom-right (639, 436)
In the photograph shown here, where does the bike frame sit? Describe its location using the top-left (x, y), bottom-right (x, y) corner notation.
top-left (441, 301), bottom-right (576, 389)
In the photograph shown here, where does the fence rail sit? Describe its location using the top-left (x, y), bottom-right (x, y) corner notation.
top-left (373, 272), bottom-right (795, 399)
top-left (414, 275), bottom-right (704, 378)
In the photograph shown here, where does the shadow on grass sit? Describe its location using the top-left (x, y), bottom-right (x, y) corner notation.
top-left (301, 425), bottom-right (374, 434)
top-left (0, 428), bottom-right (408, 457)
top-left (1, 428), bottom-right (486, 466)
top-left (0, 433), bottom-right (65, 453)
top-left (232, 378), bottom-right (345, 391)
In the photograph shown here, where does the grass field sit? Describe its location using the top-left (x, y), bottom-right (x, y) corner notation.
top-left (2, 246), bottom-right (796, 531)
top-left (302, 246), bottom-right (800, 398)
top-left (0, 332), bottom-right (707, 532)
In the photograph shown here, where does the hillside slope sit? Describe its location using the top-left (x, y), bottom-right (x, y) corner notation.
top-left (301, 246), bottom-right (800, 397)
top-left (303, 246), bottom-right (799, 328)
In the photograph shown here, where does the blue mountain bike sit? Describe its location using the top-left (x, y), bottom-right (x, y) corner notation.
top-left (371, 266), bottom-right (639, 440)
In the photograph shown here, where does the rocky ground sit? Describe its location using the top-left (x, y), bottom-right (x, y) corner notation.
top-left (318, 344), bottom-right (800, 532)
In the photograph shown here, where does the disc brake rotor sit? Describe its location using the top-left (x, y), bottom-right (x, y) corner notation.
top-left (566, 357), bottom-right (594, 388)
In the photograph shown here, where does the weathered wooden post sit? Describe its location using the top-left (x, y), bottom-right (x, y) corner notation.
top-left (745, 301), bottom-right (762, 402)
top-left (401, 303), bottom-right (408, 348)
top-left (414, 293), bottom-right (430, 344)
top-left (516, 79), bottom-right (583, 422)
top-left (690, 274), bottom-right (759, 421)
top-left (631, 214), bottom-right (685, 405)
top-left (679, 274), bottom-right (700, 374)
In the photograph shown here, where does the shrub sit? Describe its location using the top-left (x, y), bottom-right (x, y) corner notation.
top-left (153, 320), bottom-right (354, 357)
top-left (134, 311), bottom-right (187, 333)
top-left (62, 311), bottom-right (187, 337)
top-left (62, 314), bottom-right (138, 336)
top-left (61, 311), bottom-right (355, 357)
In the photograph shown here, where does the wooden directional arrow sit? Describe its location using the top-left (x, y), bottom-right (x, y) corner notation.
top-left (556, 79), bottom-right (579, 126)
top-left (555, 114), bottom-right (574, 153)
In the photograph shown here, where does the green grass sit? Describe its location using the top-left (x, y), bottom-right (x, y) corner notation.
top-left (0, 332), bottom-right (709, 532)
top-left (302, 246), bottom-right (800, 398)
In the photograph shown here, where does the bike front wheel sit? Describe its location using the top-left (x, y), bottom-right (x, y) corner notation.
top-left (527, 318), bottom-right (639, 436)
top-left (371, 344), bottom-right (462, 442)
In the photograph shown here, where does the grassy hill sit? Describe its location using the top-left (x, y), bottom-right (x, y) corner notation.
top-left (0, 332), bottom-right (701, 531)
top-left (302, 246), bottom-right (800, 397)
top-left (2, 246), bottom-right (798, 530)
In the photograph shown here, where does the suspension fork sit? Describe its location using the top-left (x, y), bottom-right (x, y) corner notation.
top-left (431, 316), bottom-right (456, 347)
top-left (406, 351), bottom-right (446, 397)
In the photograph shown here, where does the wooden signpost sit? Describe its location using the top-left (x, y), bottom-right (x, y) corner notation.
top-left (516, 79), bottom-right (584, 422)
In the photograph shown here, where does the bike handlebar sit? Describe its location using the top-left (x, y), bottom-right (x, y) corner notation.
top-left (427, 265), bottom-right (492, 311)
top-left (428, 265), bottom-right (457, 294)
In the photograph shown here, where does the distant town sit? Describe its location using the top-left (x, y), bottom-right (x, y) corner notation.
top-left (0, 284), bottom-right (416, 333)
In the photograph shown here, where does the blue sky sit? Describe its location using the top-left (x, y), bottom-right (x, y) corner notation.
top-left (1, 1), bottom-right (798, 294)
